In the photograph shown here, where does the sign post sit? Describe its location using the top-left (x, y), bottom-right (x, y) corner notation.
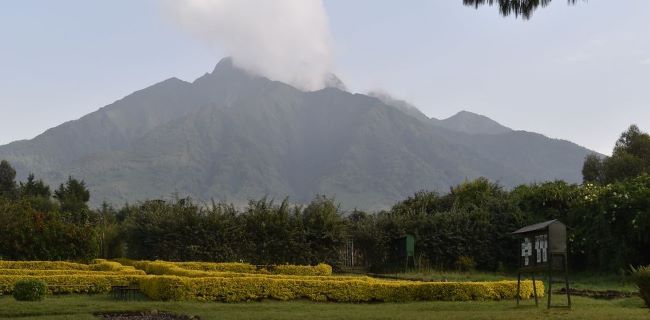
top-left (512, 219), bottom-right (571, 309)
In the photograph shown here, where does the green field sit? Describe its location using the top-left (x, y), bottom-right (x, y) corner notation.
top-left (0, 294), bottom-right (647, 320)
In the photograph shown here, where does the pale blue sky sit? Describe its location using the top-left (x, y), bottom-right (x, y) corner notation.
top-left (1, 1), bottom-right (649, 155)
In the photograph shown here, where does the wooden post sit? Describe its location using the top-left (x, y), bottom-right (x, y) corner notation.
top-left (565, 253), bottom-right (571, 309)
top-left (547, 255), bottom-right (552, 309)
top-left (516, 272), bottom-right (521, 307)
top-left (532, 273), bottom-right (538, 306)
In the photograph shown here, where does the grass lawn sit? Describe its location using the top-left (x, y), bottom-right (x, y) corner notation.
top-left (0, 294), bottom-right (647, 320)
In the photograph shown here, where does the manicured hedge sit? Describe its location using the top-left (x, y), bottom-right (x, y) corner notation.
top-left (138, 276), bottom-right (543, 302)
top-left (174, 261), bottom-right (333, 276)
top-left (0, 269), bottom-right (145, 276)
top-left (119, 260), bottom-right (336, 279)
top-left (0, 261), bottom-right (91, 271)
top-left (272, 264), bottom-right (332, 276)
top-left (173, 262), bottom-right (257, 274)
top-left (0, 260), bottom-right (141, 274)
top-left (0, 259), bottom-right (544, 304)
top-left (88, 259), bottom-right (142, 274)
top-left (0, 275), bottom-right (143, 295)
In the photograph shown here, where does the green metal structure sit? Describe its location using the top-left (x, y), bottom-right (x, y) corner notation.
top-left (390, 234), bottom-right (415, 272)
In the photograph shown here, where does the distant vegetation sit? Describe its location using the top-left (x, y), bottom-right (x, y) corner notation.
top-left (0, 125), bottom-right (649, 274)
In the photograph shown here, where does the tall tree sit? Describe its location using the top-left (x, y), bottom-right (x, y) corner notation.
top-left (582, 154), bottom-right (603, 184)
top-left (582, 125), bottom-right (650, 184)
top-left (602, 152), bottom-right (646, 183)
top-left (302, 195), bottom-right (347, 265)
top-left (613, 125), bottom-right (650, 163)
top-left (19, 173), bottom-right (51, 198)
top-left (0, 160), bottom-right (17, 199)
top-left (54, 176), bottom-right (91, 224)
top-left (462, 0), bottom-right (579, 19)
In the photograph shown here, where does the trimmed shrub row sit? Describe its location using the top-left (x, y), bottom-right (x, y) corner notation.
top-left (0, 273), bottom-right (543, 303)
top-left (0, 260), bottom-right (141, 274)
top-left (138, 276), bottom-right (543, 302)
top-left (0, 259), bottom-right (544, 304)
top-left (0, 275), bottom-right (143, 295)
top-left (0, 261), bottom-right (91, 271)
top-left (0, 269), bottom-right (145, 276)
top-left (119, 260), bottom-right (336, 279)
top-left (272, 264), bottom-right (332, 276)
top-left (173, 262), bottom-right (257, 274)
top-left (89, 259), bottom-right (142, 274)
top-left (174, 261), bottom-right (332, 276)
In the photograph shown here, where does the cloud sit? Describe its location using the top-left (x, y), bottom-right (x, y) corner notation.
top-left (165, 0), bottom-right (334, 91)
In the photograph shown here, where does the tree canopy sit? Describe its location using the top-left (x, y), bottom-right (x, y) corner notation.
top-left (583, 125), bottom-right (650, 184)
top-left (0, 160), bottom-right (17, 199)
top-left (20, 173), bottom-right (51, 198)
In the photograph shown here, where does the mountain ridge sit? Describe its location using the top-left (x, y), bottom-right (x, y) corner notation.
top-left (0, 58), bottom-right (595, 209)
top-left (436, 110), bottom-right (513, 135)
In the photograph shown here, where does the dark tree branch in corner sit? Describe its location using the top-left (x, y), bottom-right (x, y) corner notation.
top-left (463, 0), bottom-right (581, 19)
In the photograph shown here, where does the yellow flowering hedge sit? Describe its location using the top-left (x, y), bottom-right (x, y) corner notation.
top-left (118, 259), bottom-right (333, 276)
top-left (173, 261), bottom-right (334, 276)
top-left (0, 260), bottom-right (141, 273)
top-left (173, 262), bottom-right (257, 273)
top-left (88, 259), bottom-right (143, 274)
top-left (0, 261), bottom-right (91, 270)
top-left (0, 269), bottom-right (145, 276)
top-left (117, 260), bottom-right (363, 281)
top-left (138, 276), bottom-right (544, 302)
top-left (272, 263), bottom-right (332, 276)
top-left (0, 275), bottom-right (144, 295)
top-left (0, 259), bottom-right (544, 303)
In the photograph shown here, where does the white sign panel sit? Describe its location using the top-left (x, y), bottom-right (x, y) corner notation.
top-left (535, 234), bottom-right (548, 264)
top-left (521, 237), bottom-right (532, 266)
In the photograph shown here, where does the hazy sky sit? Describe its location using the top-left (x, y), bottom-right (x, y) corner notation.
top-left (1, 1), bottom-right (649, 155)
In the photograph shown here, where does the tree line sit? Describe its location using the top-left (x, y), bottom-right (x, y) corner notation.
top-left (0, 125), bottom-right (649, 273)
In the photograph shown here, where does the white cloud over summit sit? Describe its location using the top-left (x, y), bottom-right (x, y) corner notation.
top-left (165, 0), bottom-right (334, 91)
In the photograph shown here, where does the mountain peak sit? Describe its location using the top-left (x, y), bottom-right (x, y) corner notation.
top-left (437, 110), bottom-right (512, 135)
top-left (323, 73), bottom-right (347, 91)
top-left (212, 57), bottom-right (236, 73)
top-left (367, 91), bottom-right (429, 121)
top-left (193, 57), bottom-right (255, 86)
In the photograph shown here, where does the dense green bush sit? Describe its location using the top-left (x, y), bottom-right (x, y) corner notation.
top-left (0, 198), bottom-right (98, 261)
top-left (633, 266), bottom-right (650, 308)
top-left (122, 196), bottom-right (345, 265)
top-left (0, 164), bottom-right (98, 261)
top-left (12, 279), bottom-right (47, 301)
top-left (115, 176), bottom-right (650, 272)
